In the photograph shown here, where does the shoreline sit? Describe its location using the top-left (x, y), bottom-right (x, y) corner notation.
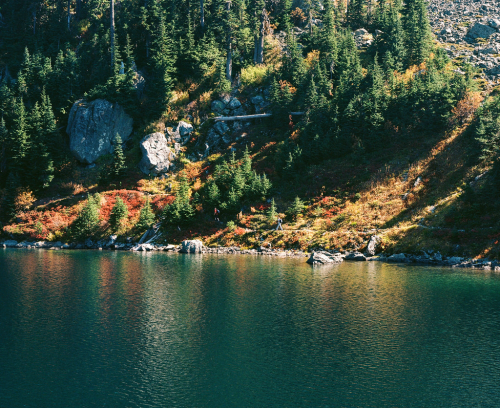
top-left (2, 239), bottom-right (499, 271)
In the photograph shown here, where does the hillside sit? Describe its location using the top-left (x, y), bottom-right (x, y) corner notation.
top-left (1, 0), bottom-right (500, 259)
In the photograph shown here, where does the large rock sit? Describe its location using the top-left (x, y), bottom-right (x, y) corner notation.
top-left (387, 253), bottom-right (407, 263)
top-left (180, 240), bottom-right (204, 254)
top-left (306, 251), bottom-right (344, 265)
top-left (166, 121), bottom-right (194, 145)
top-left (467, 23), bottom-right (496, 40)
top-left (345, 252), bottom-right (367, 261)
top-left (366, 235), bottom-right (381, 256)
top-left (139, 132), bottom-right (176, 175)
top-left (66, 99), bottom-right (133, 164)
top-left (3, 240), bottom-right (18, 248)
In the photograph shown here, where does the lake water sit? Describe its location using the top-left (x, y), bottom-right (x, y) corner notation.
top-left (1, 250), bottom-right (500, 407)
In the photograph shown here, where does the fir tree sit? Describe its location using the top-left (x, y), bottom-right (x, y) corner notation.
top-left (287, 196), bottom-right (305, 220)
top-left (109, 196), bottom-right (129, 232)
top-left (267, 198), bottom-right (277, 222)
top-left (136, 198), bottom-right (156, 232)
top-left (72, 194), bottom-right (101, 239)
top-left (402, 0), bottom-right (432, 65)
top-left (112, 134), bottom-right (126, 179)
top-left (163, 173), bottom-right (194, 225)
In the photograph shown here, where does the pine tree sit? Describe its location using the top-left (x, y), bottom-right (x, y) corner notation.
top-left (72, 194), bottom-right (101, 239)
top-left (347, 0), bottom-right (365, 29)
top-left (9, 98), bottom-right (30, 180)
top-left (112, 134), bottom-right (126, 179)
top-left (318, 0), bottom-right (338, 80)
top-left (136, 198), bottom-right (156, 232)
top-left (402, 0), bottom-right (432, 66)
top-left (304, 74), bottom-right (318, 111)
top-left (287, 196), bottom-right (305, 220)
top-left (163, 173), bottom-right (194, 225)
top-left (267, 198), bottom-right (277, 222)
top-left (109, 196), bottom-right (129, 232)
top-left (148, 13), bottom-right (175, 117)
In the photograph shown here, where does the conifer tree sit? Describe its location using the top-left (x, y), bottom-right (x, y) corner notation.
top-left (148, 13), bottom-right (175, 117)
top-left (136, 198), bottom-right (156, 232)
top-left (287, 196), bottom-right (305, 220)
top-left (112, 134), bottom-right (126, 179)
top-left (267, 198), bottom-right (277, 222)
top-left (402, 0), bottom-right (432, 66)
top-left (109, 196), bottom-right (129, 232)
top-left (163, 173), bottom-right (194, 225)
top-left (9, 98), bottom-right (30, 179)
top-left (72, 194), bottom-right (101, 239)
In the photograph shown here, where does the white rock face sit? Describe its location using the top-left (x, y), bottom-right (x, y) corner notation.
top-left (139, 132), bottom-right (176, 175)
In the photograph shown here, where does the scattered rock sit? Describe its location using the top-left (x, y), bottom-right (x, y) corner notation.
top-left (139, 132), bottom-right (176, 175)
top-left (66, 99), bottom-right (133, 164)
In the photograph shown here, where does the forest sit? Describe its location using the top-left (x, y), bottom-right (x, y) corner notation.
top-left (0, 0), bottom-right (498, 255)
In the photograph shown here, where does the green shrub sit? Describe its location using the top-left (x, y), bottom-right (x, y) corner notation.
top-left (240, 65), bottom-right (269, 89)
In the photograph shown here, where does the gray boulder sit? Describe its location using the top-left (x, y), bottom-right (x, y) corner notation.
top-left (306, 251), bottom-right (344, 265)
top-left (66, 99), bottom-right (133, 164)
top-left (214, 121), bottom-right (230, 136)
top-left (211, 100), bottom-right (225, 113)
top-left (345, 252), bottom-right (367, 261)
top-left (366, 235), bottom-right (381, 256)
top-left (227, 97), bottom-right (242, 109)
top-left (388, 253), bottom-right (407, 263)
top-left (176, 121), bottom-right (194, 137)
top-left (139, 132), bottom-right (176, 175)
top-left (166, 121), bottom-right (194, 145)
top-left (467, 23), bottom-right (496, 40)
top-left (3, 240), bottom-right (18, 248)
top-left (180, 240), bottom-right (204, 254)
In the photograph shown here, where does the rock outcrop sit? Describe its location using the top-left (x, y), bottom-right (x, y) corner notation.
top-left (139, 132), bottom-right (176, 175)
top-left (66, 99), bottom-right (133, 164)
top-left (307, 251), bottom-right (344, 265)
top-left (180, 240), bottom-right (204, 254)
top-left (166, 121), bottom-right (194, 145)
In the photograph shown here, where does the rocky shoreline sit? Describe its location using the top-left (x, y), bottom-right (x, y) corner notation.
top-left (2, 238), bottom-right (499, 271)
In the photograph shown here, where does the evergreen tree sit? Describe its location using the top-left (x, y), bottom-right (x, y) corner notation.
top-left (9, 98), bottom-right (30, 180)
top-left (148, 13), bottom-right (175, 117)
top-left (136, 198), bottom-right (156, 232)
top-left (109, 196), bottom-right (129, 232)
top-left (72, 194), bottom-right (101, 239)
top-left (112, 134), bottom-right (126, 179)
top-left (287, 196), bottom-right (305, 220)
top-left (267, 198), bottom-right (277, 222)
top-left (402, 0), bottom-right (432, 66)
top-left (163, 173), bottom-right (194, 225)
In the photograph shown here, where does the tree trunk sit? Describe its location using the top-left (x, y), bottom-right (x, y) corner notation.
top-left (255, 8), bottom-right (265, 64)
top-left (225, 1), bottom-right (232, 81)
top-left (200, 0), bottom-right (205, 29)
top-left (110, 0), bottom-right (115, 68)
top-left (76, 0), bottom-right (82, 22)
top-left (67, 0), bottom-right (71, 31)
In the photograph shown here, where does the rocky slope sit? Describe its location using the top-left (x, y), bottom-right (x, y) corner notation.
top-left (428, 0), bottom-right (500, 82)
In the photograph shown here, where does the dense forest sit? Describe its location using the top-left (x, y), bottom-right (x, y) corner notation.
top-left (1, 0), bottom-right (498, 255)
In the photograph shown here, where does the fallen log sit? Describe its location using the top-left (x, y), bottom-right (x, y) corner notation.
top-left (214, 113), bottom-right (272, 121)
top-left (213, 112), bottom-right (304, 122)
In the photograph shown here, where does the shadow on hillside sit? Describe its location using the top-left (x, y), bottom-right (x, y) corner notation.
top-left (380, 122), bottom-right (500, 258)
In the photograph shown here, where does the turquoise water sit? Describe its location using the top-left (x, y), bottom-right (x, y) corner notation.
top-left (1, 250), bottom-right (500, 407)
